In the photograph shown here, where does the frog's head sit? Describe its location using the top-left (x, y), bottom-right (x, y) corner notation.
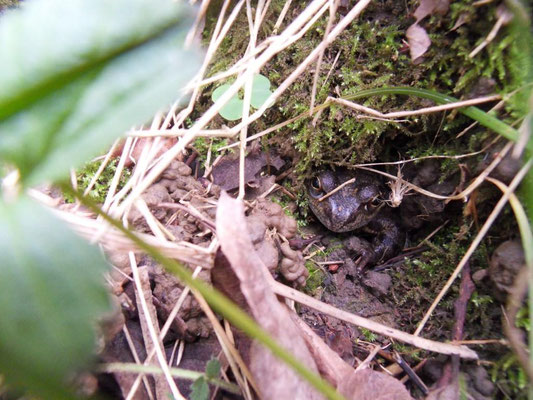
top-left (306, 169), bottom-right (383, 232)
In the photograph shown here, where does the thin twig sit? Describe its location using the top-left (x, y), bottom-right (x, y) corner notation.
top-left (328, 94), bottom-right (501, 119)
top-left (310, 0), bottom-right (338, 114)
top-left (414, 157), bottom-right (532, 336)
top-left (268, 277), bottom-right (478, 359)
top-left (355, 344), bottom-right (381, 372)
top-left (317, 177), bottom-right (355, 201)
top-left (128, 254), bottom-right (184, 400)
top-left (469, 6), bottom-right (512, 58)
top-left (356, 140), bottom-right (514, 202)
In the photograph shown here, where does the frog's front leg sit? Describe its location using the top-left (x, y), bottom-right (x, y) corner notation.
top-left (362, 215), bottom-right (405, 270)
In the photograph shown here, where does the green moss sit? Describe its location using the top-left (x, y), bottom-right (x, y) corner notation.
top-left (303, 261), bottom-right (325, 295)
top-left (201, 0), bottom-right (525, 179)
top-left (391, 224), bottom-right (470, 332)
top-left (192, 137), bottom-right (229, 164)
top-left (359, 328), bottom-right (378, 343)
top-left (392, 343), bottom-right (423, 362)
top-left (491, 353), bottom-right (529, 399)
top-left (66, 159), bottom-right (131, 203)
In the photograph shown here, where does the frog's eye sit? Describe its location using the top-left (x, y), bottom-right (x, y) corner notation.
top-left (364, 197), bottom-right (380, 211)
top-left (370, 197), bottom-right (380, 207)
top-left (311, 177), bottom-right (322, 191)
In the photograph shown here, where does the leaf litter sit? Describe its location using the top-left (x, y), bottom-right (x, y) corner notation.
top-left (24, 0), bottom-right (530, 398)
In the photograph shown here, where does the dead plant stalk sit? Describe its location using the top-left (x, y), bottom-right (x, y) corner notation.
top-left (128, 253), bottom-right (185, 400)
top-left (113, 0), bottom-right (369, 219)
top-left (268, 277), bottom-right (478, 360)
top-left (414, 157), bottom-right (532, 336)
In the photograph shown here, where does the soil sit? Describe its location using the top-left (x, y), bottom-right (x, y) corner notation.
top-left (95, 0), bottom-right (529, 398)
top-left (96, 148), bottom-right (524, 399)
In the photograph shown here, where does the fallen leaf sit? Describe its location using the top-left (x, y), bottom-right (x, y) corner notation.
top-left (211, 151), bottom-right (284, 191)
top-left (338, 368), bottom-right (413, 400)
top-left (406, 0), bottom-right (449, 62)
top-left (450, 13), bottom-right (469, 31)
top-left (413, 0), bottom-right (449, 23)
top-left (215, 192), bottom-right (323, 400)
top-left (425, 384), bottom-right (459, 400)
top-left (406, 23), bottom-right (431, 62)
top-left (292, 315), bottom-right (413, 400)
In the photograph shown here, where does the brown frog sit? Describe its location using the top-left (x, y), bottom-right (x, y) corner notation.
top-left (307, 169), bottom-right (405, 271)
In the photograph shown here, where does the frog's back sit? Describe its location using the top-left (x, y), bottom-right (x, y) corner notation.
top-left (306, 169), bottom-right (384, 233)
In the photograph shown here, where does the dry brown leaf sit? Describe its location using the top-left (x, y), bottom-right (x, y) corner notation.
top-left (450, 13), bottom-right (469, 31)
top-left (338, 368), bottom-right (413, 400)
top-left (407, 0), bottom-right (449, 62)
top-left (406, 23), bottom-right (431, 62)
top-left (212, 151), bottom-right (284, 191)
top-left (216, 192), bottom-right (324, 400)
top-left (290, 313), bottom-right (356, 388)
top-left (294, 315), bottom-right (413, 400)
top-left (425, 384), bottom-right (459, 400)
top-left (413, 0), bottom-right (450, 23)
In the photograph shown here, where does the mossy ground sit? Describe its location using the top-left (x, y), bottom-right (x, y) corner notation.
top-left (201, 0), bottom-right (530, 397)
top-left (67, 159), bottom-right (131, 203)
top-left (203, 0), bottom-right (525, 173)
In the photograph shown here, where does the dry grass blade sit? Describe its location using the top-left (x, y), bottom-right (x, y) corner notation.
top-left (83, 139), bottom-right (120, 196)
top-left (189, 287), bottom-right (258, 399)
top-left (356, 140), bottom-right (514, 202)
top-left (310, 0), bottom-right (338, 114)
top-left (129, 253), bottom-right (184, 400)
top-left (125, 267), bottom-right (203, 399)
top-left (45, 205), bottom-right (214, 267)
top-left (122, 324), bottom-right (156, 400)
top-left (328, 94), bottom-right (501, 119)
top-left (414, 157), bottom-right (532, 336)
top-left (112, 0), bottom-right (369, 220)
top-left (268, 279), bottom-right (478, 359)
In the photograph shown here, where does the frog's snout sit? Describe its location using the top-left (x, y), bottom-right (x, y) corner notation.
top-left (328, 201), bottom-right (359, 232)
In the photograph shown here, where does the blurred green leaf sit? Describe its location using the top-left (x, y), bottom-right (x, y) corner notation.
top-left (0, 0), bottom-right (200, 184)
top-left (205, 358), bottom-right (220, 379)
top-left (190, 377), bottom-right (209, 400)
top-left (0, 196), bottom-right (111, 397)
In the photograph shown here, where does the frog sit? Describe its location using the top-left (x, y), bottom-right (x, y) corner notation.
top-left (307, 169), bottom-right (405, 272)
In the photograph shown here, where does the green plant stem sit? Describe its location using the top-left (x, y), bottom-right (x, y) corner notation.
top-left (100, 363), bottom-right (240, 394)
top-left (61, 184), bottom-right (346, 400)
top-left (343, 87), bottom-right (522, 146)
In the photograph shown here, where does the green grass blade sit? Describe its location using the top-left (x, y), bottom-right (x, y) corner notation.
top-left (63, 184), bottom-right (346, 400)
top-left (344, 87), bottom-right (521, 145)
